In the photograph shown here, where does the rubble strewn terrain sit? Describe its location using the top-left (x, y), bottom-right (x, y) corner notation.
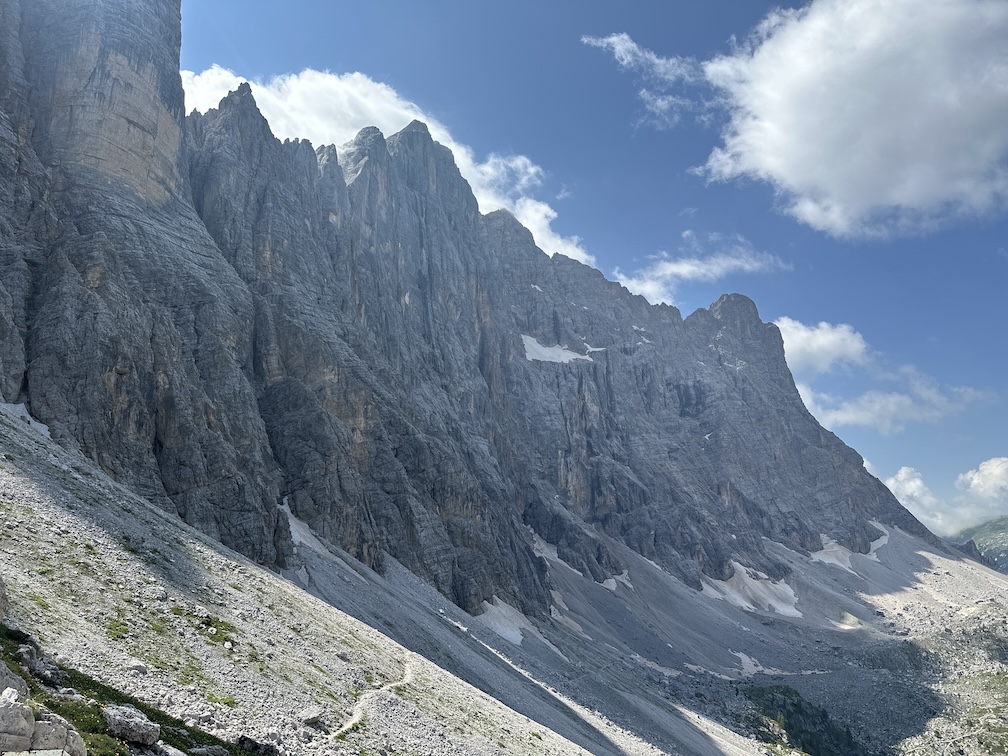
top-left (3, 401), bottom-right (1008, 755)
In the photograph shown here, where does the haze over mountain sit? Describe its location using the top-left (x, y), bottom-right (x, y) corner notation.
top-left (2, 1), bottom-right (1008, 755)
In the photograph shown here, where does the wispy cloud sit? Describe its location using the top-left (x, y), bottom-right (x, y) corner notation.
top-left (582, 33), bottom-right (699, 129)
top-left (797, 378), bottom-right (981, 437)
top-left (778, 317), bottom-right (983, 437)
top-left (181, 66), bottom-right (594, 265)
top-left (585, 0), bottom-right (1008, 237)
top-left (581, 33), bottom-right (697, 83)
top-left (613, 230), bottom-right (789, 304)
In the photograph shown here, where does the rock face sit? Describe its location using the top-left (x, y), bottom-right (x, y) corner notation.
top-left (0, 0), bottom-right (933, 614)
top-left (0, 687), bottom-right (34, 752)
top-left (102, 703), bottom-right (161, 746)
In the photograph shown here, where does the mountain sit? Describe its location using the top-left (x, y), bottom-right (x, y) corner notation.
top-left (0, 0), bottom-right (929, 615)
top-left (953, 518), bottom-right (1008, 572)
top-left (3, 0), bottom-right (1008, 754)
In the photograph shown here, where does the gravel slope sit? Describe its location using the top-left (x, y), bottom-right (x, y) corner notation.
top-left (0, 403), bottom-right (669, 755)
top-left (5, 397), bottom-right (1008, 756)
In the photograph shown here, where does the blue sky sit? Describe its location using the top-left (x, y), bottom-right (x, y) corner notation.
top-left (180, 0), bottom-right (1008, 536)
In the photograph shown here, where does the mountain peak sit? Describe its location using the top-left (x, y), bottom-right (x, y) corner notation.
top-left (710, 292), bottom-right (761, 324)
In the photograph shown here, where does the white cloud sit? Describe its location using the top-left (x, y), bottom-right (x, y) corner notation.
top-left (774, 317), bottom-right (868, 375)
top-left (181, 66), bottom-right (593, 264)
top-left (587, 1), bottom-right (1008, 237)
top-left (957, 457), bottom-right (1008, 499)
top-left (582, 33), bottom-right (698, 129)
top-left (885, 462), bottom-right (1008, 536)
top-left (775, 315), bottom-right (983, 439)
top-left (613, 230), bottom-right (789, 304)
top-left (581, 33), bottom-right (697, 83)
top-left (885, 466), bottom-right (951, 534)
top-left (797, 371), bottom-right (980, 436)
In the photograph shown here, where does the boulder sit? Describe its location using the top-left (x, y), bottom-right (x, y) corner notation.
top-left (0, 662), bottom-right (28, 699)
top-left (0, 686), bottom-right (34, 752)
top-left (297, 703), bottom-right (324, 725)
top-left (30, 710), bottom-right (87, 756)
top-left (102, 703), bottom-right (160, 745)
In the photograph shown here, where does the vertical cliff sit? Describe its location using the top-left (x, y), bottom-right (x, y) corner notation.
top-left (0, 0), bottom-right (933, 617)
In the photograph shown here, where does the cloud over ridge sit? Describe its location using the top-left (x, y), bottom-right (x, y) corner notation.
top-left (886, 459), bottom-right (1008, 536)
top-left (182, 66), bottom-right (594, 265)
top-left (614, 230), bottom-right (789, 305)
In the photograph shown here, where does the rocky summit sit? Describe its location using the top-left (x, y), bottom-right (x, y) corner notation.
top-left (2, 1), bottom-right (1007, 755)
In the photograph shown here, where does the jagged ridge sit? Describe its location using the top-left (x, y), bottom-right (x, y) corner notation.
top-left (0, 0), bottom-right (932, 618)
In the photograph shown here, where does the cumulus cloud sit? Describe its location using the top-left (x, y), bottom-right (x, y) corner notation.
top-left (957, 457), bottom-right (1008, 499)
top-left (774, 317), bottom-right (868, 376)
top-left (586, 0), bottom-right (1008, 237)
top-left (181, 66), bottom-right (593, 264)
top-left (885, 466), bottom-right (952, 534)
top-left (885, 461), bottom-right (1008, 536)
top-left (613, 230), bottom-right (789, 304)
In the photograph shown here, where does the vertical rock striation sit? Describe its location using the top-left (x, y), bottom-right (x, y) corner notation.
top-left (0, 0), bottom-right (934, 615)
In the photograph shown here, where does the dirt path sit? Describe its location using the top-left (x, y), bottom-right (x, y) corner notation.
top-left (333, 655), bottom-right (415, 738)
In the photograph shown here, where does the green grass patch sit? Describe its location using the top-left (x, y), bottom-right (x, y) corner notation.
top-left (106, 606), bottom-right (130, 640)
top-left (170, 605), bottom-right (237, 645)
top-left (1, 623), bottom-right (251, 755)
top-left (207, 692), bottom-right (236, 706)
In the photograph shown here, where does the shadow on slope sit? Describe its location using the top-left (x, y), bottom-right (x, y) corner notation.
top-left (5, 401), bottom-right (1000, 754)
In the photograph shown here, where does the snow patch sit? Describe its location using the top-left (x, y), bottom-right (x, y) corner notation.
top-left (600, 578), bottom-right (617, 592)
top-left (731, 651), bottom-right (785, 678)
top-left (614, 570), bottom-right (634, 590)
top-left (531, 284), bottom-right (543, 292)
top-left (0, 403), bottom-right (51, 439)
top-left (867, 520), bottom-right (890, 561)
top-left (640, 555), bottom-right (666, 574)
top-left (701, 560), bottom-right (802, 618)
top-left (280, 500), bottom-right (329, 555)
top-left (550, 589), bottom-right (569, 611)
top-left (631, 653), bottom-right (681, 678)
top-left (811, 535), bottom-right (857, 574)
top-left (532, 534), bottom-right (584, 576)
top-left (521, 335), bottom-right (592, 364)
top-left (684, 663), bottom-right (733, 681)
top-left (475, 597), bottom-right (526, 645)
top-left (550, 604), bottom-right (591, 638)
top-left (477, 597), bottom-right (570, 660)
top-left (583, 343), bottom-right (606, 353)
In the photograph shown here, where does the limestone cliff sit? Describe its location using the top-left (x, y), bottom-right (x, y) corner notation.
top-left (0, 0), bottom-right (932, 615)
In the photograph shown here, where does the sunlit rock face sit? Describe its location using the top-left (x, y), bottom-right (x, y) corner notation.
top-left (0, 0), bottom-right (932, 616)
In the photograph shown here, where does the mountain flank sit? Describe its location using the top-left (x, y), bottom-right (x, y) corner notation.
top-left (3, 1), bottom-right (1008, 754)
top-left (1, 0), bottom-right (930, 616)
